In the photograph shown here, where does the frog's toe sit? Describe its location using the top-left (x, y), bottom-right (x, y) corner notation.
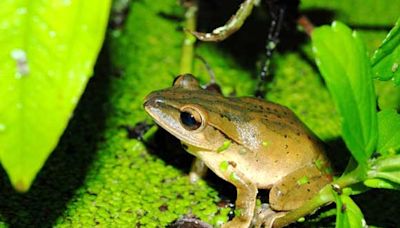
top-left (189, 171), bottom-right (201, 183)
top-left (189, 158), bottom-right (208, 183)
top-left (252, 204), bottom-right (286, 228)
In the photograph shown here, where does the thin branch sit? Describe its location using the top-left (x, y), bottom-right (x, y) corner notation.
top-left (191, 0), bottom-right (258, 41)
top-left (180, 0), bottom-right (198, 74)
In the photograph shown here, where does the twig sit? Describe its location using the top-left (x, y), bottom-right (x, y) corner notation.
top-left (297, 15), bottom-right (315, 36)
top-left (180, 0), bottom-right (198, 74)
top-left (191, 0), bottom-right (258, 41)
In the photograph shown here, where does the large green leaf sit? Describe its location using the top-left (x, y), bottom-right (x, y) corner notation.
top-left (0, 0), bottom-right (111, 191)
top-left (312, 22), bottom-right (378, 167)
top-left (377, 109), bottom-right (400, 155)
top-left (371, 17), bottom-right (400, 84)
top-left (334, 194), bottom-right (365, 228)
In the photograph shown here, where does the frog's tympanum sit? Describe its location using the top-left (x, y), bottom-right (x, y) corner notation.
top-left (143, 74), bottom-right (332, 228)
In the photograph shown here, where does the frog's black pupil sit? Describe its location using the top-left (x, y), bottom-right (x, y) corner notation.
top-left (180, 111), bottom-right (201, 130)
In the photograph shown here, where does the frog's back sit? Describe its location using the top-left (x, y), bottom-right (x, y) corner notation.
top-left (216, 96), bottom-right (329, 188)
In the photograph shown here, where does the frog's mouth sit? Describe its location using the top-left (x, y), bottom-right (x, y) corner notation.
top-left (143, 95), bottom-right (180, 133)
top-left (144, 104), bottom-right (181, 136)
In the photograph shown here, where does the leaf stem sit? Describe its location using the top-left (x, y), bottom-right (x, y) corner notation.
top-left (334, 164), bottom-right (366, 187)
top-left (180, 1), bottom-right (198, 74)
top-left (272, 184), bottom-right (334, 227)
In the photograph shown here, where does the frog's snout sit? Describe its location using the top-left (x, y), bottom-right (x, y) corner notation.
top-left (143, 92), bottom-right (163, 110)
top-left (143, 93), bottom-right (155, 109)
top-left (143, 94), bottom-right (151, 108)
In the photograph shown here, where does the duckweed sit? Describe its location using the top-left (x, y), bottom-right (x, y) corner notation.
top-left (217, 140), bottom-right (232, 153)
top-left (297, 176), bottom-right (309, 185)
top-left (229, 172), bottom-right (240, 183)
top-left (219, 161), bottom-right (230, 172)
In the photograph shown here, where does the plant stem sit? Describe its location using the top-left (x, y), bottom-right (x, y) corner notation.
top-left (272, 185), bottom-right (334, 227)
top-left (334, 166), bottom-right (365, 188)
top-left (180, 1), bottom-right (198, 74)
top-left (273, 165), bottom-right (365, 227)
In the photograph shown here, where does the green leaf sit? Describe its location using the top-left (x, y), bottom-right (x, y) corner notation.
top-left (368, 154), bottom-right (400, 185)
top-left (334, 194), bottom-right (365, 228)
top-left (371, 17), bottom-right (400, 84)
top-left (375, 80), bottom-right (400, 111)
top-left (0, 1), bottom-right (111, 191)
top-left (312, 21), bottom-right (378, 167)
top-left (364, 178), bottom-right (400, 190)
top-left (377, 109), bottom-right (400, 155)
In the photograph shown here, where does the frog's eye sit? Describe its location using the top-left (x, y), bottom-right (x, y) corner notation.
top-left (180, 107), bottom-right (204, 131)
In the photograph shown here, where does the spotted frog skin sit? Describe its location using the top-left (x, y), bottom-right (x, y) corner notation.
top-left (143, 74), bottom-right (332, 227)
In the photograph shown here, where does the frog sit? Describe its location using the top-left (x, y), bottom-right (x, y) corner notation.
top-left (143, 74), bottom-right (332, 228)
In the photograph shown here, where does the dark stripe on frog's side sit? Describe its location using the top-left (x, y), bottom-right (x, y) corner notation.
top-left (168, 96), bottom-right (290, 121)
top-left (166, 89), bottom-right (288, 116)
top-left (162, 92), bottom-right (305, 140)
top-left (170, 97), bottom-right (288, 124)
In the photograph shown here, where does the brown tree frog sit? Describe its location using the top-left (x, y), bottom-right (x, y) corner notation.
top-left (143, 74), bottom-right (332, 227)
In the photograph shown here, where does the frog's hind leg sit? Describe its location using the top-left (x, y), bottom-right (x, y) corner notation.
top-left (269, 163), bottom-right (332, 211)
top-left (252, 164), bottom-right (331, 227)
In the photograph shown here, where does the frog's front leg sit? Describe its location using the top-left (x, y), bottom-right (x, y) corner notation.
top-left (189, 158), bottom-right (208, 183)
top-left (220, 165), bottom-right (258, 228)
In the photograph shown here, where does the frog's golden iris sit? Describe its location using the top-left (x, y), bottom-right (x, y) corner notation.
top-left (179, 106), bottom-right (203, 131)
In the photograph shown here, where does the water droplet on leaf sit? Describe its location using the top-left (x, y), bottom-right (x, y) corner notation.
top-left (16, 103), bottom-right (23, 109)
top-left (0, 124), bottom-right (6, 132)
top-left (62, 0), bottom-right (72, 6)
top-left (11, 49), bottom-right (29, 77)
top-left (49, 30), bottom-right (56, 38)
top-left (392, 63), bottom-right (398, 73)
top-left (16, 7), bottom-right (27, 15)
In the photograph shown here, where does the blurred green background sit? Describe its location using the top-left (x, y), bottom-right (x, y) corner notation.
top-left (0, 0), bottom-right (399, 227)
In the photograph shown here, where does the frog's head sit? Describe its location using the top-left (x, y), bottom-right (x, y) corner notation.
top-left (143, 74), bottom-right (232, 152)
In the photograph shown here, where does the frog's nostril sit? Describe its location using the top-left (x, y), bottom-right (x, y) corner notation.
top-left (143, 92), bottom-right (155, 107)
top-left (143, 99), bottom-right (150, 108)
top-left (143, 97), bottom-right (154, 108)
top-left (143, 93), bottom-right (163, 108)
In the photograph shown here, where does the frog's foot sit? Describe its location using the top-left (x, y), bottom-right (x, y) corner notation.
top-left (252, 204), bottom-right (286, 228)
top-left (191, 0), bottom-right (259, 41)
top-left (189, 171), bottom-right (201, 183)
top-left (220, 194), bottom-right (256, 228)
